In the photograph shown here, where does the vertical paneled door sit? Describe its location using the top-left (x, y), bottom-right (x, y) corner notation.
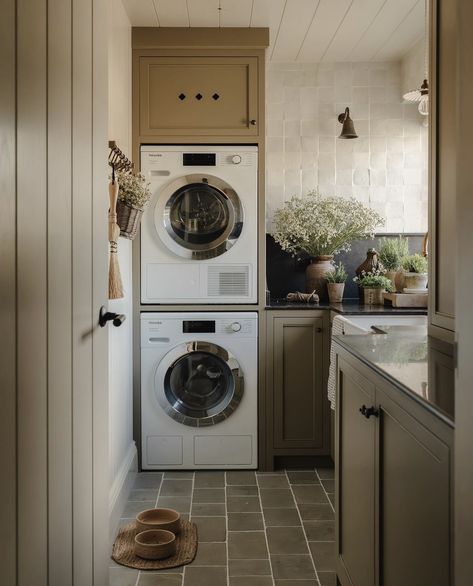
top-left (0, 1), bottom-right (110, 585)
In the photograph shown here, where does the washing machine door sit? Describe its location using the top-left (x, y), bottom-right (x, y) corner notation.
top-left (155, 174), bottom-right (243, 260)
top-left (156, 341), bottom-right (244, 427)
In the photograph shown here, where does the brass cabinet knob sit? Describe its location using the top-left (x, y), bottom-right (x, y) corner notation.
top-left (249, 119), bottom-right (257, 125)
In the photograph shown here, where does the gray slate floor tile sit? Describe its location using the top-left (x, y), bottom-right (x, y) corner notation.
top-left (229, 577), bottom-right (273, 586)
top-left (228, 531), bottom-right (269, 559)
top-left (109, 567), bottom-right (139, 586)
top-left (228, 512), bottom-right (264, 531)
top-left (157, 496), bottom-right (191, 513)
top-left (192, 516), bottom-right (226, 542)
top-left (164, 471), bottom-right (194, 479)
top-left (193, 471), bottom-right (225, 488)
top-left (133, 473), bottom-right (163, 489)
top-left (318, 572), bottom-right (337, 586)
top-left (304, 520), bottom-right (335, 541)
top-left (274, 581), bottom-right (319, 586)
top-left (309, 541), bottom-right (336, 572)
top-left (292, 484), bottom-right (328, 504)
top-left (160, 479), bottom-right (193, 497)
top-left (226, 471), bottom-right (256, 485)
top-left (260, 489), bottom-right (295, 508)
top-left (137, 574), bottom-right (183, 585)
top-left (192, 542), bottom-right (227, 566)
top-left (287, 471), bottom-right (319, 485)
top-left (271, 554), bottom-right (316, 580)
top-left (227, 485), bottom-right (258, 496)
top-left (257, 475), bottom-right (289, 489)
top-left (316, 468), bottom-right (335, 480)
top-left (193, 488), bottom-right (225, 503)
top-left (321, 479), bottom-right (335, 492)
top-left (263, 507), bottom-right (301, 527)
top-left (191, 502), bottom-right (226, 516)
top-left (267, 526), bottom-right (310, 555)
top-left (128, 489), bottom-right (159, 502)
top-left (122, 500), bottom-right (155, 518)
top-left (227, 496), bottom-right (261, 513)
top-left (184, 566), bottom-right (227, 586)
top-left (228, 559), bottom-right (272, 576)
top-left (298, 503), bottom-right (334, 521)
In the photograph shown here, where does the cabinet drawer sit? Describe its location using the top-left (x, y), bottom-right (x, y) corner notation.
top-left (139, 56), bottom-right (258, 136)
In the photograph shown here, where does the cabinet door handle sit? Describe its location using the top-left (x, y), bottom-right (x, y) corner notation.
top-left (315, 327), bottom-right (323, 333)
top-left (359, 404), bottom-right (379, 419)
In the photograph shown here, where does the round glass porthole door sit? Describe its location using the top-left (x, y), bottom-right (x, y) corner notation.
top-left (156, 174), bottom-right (243, 260)
top-left (156, 342), bottom-right (244, 427)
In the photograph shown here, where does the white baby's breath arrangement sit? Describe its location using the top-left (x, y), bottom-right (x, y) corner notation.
top-left (272, 190), bottom-right (384, 258)
top-left (116, 170), bottom-right (151, 209)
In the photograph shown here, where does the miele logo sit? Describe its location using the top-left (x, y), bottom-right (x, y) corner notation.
top-left (148, 153), bottom-right (162, 158)
top-left (149, 321), bottom-right (162, 324)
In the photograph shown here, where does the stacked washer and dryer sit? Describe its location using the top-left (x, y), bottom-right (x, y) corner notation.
top-left (140, 145), bottom-right (258, 470)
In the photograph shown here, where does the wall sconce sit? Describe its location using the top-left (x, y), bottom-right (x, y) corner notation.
top-left (338, 107), bottom-right (358, 139)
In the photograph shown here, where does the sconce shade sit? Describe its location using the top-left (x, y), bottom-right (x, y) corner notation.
top-left (338, 107), bottom-right (358, 139)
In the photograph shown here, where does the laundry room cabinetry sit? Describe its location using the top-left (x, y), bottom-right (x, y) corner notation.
top-left (264, 310), bottom-right (331, 468)
top-left (137, 56), bottom-right (259, 137)
top-left (335, 347), bottom-right (453, 586)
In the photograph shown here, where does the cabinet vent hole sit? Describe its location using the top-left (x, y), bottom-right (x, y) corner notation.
top-left (195, 93), bottom-right (203, 100)
top-left (178, 93), bottom-right (186, 101)
top-left (212, 93), bottom-right (220, 100)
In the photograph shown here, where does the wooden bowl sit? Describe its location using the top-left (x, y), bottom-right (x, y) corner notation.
top-left (134, 529), bottom-right (176, 560)
top-left (136, 508), bottom-right (181, 534)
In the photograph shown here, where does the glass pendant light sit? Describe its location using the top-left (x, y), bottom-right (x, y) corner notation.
top-left (403, 1), bottom-right (429, 116)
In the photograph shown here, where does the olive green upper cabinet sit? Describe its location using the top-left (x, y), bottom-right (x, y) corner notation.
top-left (429, 0), bottom-right (456, 339)
top-left (138, 56), bottom-right (258, 137)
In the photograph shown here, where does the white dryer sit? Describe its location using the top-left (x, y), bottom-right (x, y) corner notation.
top-left (140, 145), bottom-right (258, 304)
top-left (141, 312), bottom-right (258, 469)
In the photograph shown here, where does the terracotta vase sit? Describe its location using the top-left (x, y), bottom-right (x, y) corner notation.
top-left (305, 256), bottom-right (334, 301)
top-left (327, 282), bottom-right (345, 303)
top-left (363, 287), bottom-right (385, 306)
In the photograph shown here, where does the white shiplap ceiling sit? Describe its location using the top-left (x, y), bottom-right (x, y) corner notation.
top-left (122, 0), bottom-right (426, 62)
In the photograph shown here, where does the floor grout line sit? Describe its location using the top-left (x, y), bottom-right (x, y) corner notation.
top-left (255, 472), bottom-right (276, 586)
top-left (285, 470), bottom-right (322, 586)
top-left (224, 472), bottom-right (230, 586)
top-left (183, 471), bottom-right (196, 584)
top-left (315, 467), bottom-right (336, 514)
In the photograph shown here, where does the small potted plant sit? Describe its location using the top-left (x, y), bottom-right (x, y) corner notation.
top-left (326, 262), bottom-right (347, 303)
top-left (272, 191), bottom-right (384, 301)
top-left (353, 269), bottom-right (394, 305)
top-left (401, 254), bottom-right (428, 291)
top-left (115, 170), bottom-right (151, 240)
top-left (378, 236), bottom-right (409, 292)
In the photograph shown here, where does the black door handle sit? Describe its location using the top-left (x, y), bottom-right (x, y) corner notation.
top-left (359, 404), bottom-right (379, 419)
top-left (99, 306), bottom-right (126, 328)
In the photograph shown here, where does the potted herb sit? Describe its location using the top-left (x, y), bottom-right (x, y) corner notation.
top-left (326, 262), bottom-right (347, 303)
top-left (402, 254), bottom-right (428, 291)
top-left (353, 270), bottom-right (394, 305)
top-left (378, 236), bottom-right (409, 292)
top-left (272, 191), bottom-right (384, 301)
top-left (115, 170), bottom-right (151, 240)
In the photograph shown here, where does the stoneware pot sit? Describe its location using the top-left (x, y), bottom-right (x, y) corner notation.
top-left (363, 287), bottom-right (385, 306)
top-left (394, 270), bottom-right (405, 293)
top-left (306, 256), bottom-right (334, 301)
top-left (403, 272), bottom-right (428, 291)
top-left (327, 282), bottom-right (345, 303)
top-left (134, 529), bottom-right (176, 560)
top-left (385, 270), bottom-right (398, 291)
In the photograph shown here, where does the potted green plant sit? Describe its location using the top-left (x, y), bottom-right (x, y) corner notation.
top-left (272, 191), bottom-right (384, 301)
top-left (326, 262), bottom-right (347, 303)
top-left (378, 236), bottom-right (409, 292)
top-left (401, 254), bottom-right (428, 291)
top-left (115, 170), bottom-right (151, 240)
top-left (353, 270), bottom-right (394, 305)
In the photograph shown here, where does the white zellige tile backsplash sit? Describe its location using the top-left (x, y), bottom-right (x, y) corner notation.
top-left (265, 62), bottom-right (428, 233)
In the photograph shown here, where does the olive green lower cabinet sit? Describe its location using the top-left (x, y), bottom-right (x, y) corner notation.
top-left (265, 311), bottom-right (331, 469)
top-left (335, 348), bottom-right (453, 586)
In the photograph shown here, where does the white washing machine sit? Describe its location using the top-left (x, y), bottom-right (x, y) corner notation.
top-left (140, 145), bottom-right (258, 304)
top-left (141, 312), bottom-right (258, 469)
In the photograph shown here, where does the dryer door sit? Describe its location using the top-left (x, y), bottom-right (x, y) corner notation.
top-left (156, 341), bottom-right (244, 427)
top-left (155, 174), bottom-right (243, 260)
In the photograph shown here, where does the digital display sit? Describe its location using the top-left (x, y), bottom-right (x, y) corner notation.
top-left (183, 153), bottom-right (216, 166)
top-left (183, 320), bottom-right (216, 333)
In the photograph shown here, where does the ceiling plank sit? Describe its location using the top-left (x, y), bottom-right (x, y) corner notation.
top-left (121, 0), bottom-right (159, 26)
top-left (271, 0), bottom-right (321, 61)
top-left (322, 0), bottom-right (386, 62)
top-left (297, 0), bottom-right (352, 62)
top-left (219, 0), bottom-right (254, 27)
top-left (187, 0), bottom-right (219, 27)
top-left (154, 0), bottom-right (189, 27)
top-left (349, 0), bottom-right (419, 61)
top-left (374, 0), bottom-right (425, 61)
top-left (251, 0), bottom-right (284, 47)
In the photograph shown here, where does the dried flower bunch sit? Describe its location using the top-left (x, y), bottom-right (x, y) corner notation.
top-left (402, 254), bottom-right (428, 274)
top-left (378, 236), bottom-right (409, 271)
top-left (272, 190), bottom-right (384, 258)
top-left (116, 170), bottom-right (151, 209)
top-left (326, 262), bottom-right (348, 283)
top-left (353, 269), bottom-right (394, 292)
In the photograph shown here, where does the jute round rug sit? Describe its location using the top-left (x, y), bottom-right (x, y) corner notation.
top-left (112, 520), bottom-right (198, 571)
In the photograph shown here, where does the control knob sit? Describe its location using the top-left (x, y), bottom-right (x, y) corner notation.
top-left (230, 322), bottom-right (242, 332)
top-left (231, 155), bottom-right (242, 165)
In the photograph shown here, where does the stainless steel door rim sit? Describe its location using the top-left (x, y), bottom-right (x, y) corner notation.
top-left (155, 341), bottom-right (244, 427)
top-left (156, 174), bottom-right (244, 260)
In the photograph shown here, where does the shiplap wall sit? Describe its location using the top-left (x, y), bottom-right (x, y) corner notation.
top-left (266, 59), bottom-right (428, 233)
top-left (0, 1), bottom-right (110, 585)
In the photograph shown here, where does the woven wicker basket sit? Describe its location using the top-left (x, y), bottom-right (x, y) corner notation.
top-left (116, 200), bottom-right (143, 240)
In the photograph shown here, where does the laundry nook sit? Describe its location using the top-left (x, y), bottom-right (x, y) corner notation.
top-left (3, 2), bottom-right (471, 586)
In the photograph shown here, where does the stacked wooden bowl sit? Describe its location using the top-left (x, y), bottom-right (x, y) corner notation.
top-left (134, 508), bottom-right (181, 560)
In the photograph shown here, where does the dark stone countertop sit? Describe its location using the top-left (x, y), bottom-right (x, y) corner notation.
top-left (334, 331), bottom-right (454, 426)
top-left (266, 298), bottom-right (428, 316)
